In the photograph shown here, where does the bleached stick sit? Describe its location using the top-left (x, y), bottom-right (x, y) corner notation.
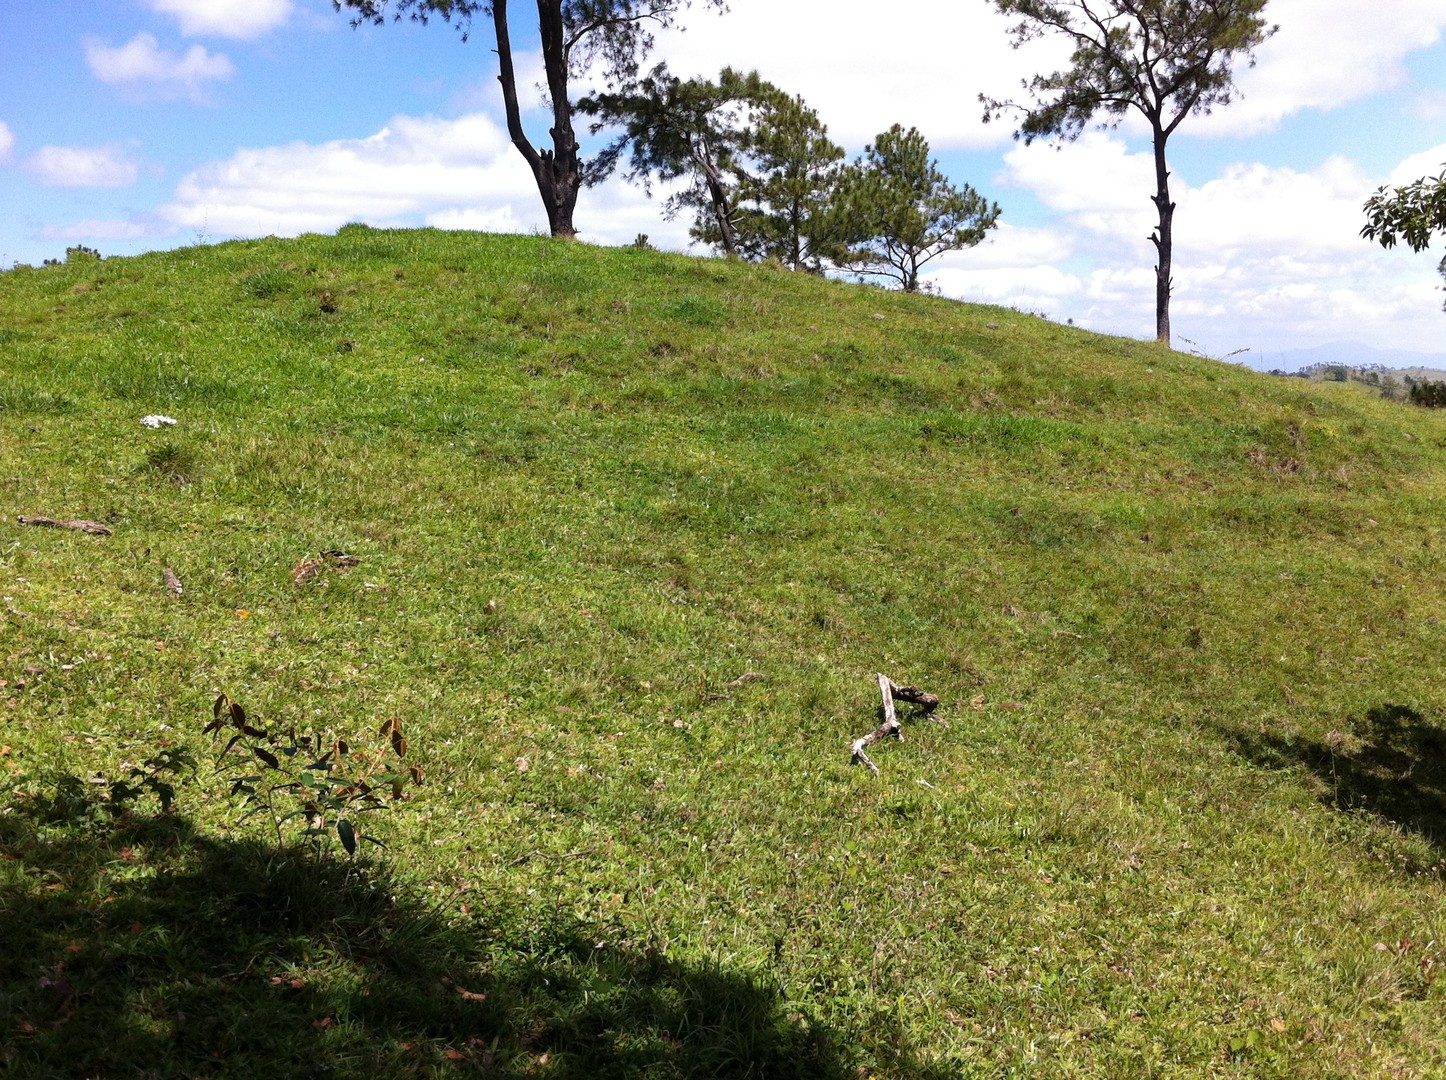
top-left (850, 673), bottom-right (938, 774)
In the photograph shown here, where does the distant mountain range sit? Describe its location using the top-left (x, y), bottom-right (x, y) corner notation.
top-left (1239, 341), bottom-right (1446, 377)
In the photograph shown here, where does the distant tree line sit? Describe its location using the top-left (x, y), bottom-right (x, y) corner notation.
top-left (1408, 379), bottom-right (1446, 408)
top-left (1275, 363), bottom-right (1446, 408)
top-left (42, 245), bottom-right (102, 267)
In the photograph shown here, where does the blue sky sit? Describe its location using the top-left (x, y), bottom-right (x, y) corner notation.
top-left (2, 0), bottom-right (1445, 364)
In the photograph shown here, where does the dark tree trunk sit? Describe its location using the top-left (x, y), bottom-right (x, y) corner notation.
top-left (493, 0), bottom-right (581, 238)
top-left (700, 160), bottom-right (737, 255)
top-left (1148, 128), bottom-right (1175, 346)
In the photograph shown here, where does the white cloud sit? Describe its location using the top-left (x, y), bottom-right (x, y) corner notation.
top-left (1192, 0), bottom-right (1446, 135)
top-left (155, 111), bottom-right (710, 248)
top-left (935, 222), bottom-right (1077, 272)
top-left (423, 206), bottom-right (531, 234)
top-left (159, 113), bottom-right (543, 237)
top-left (0, 121), bottom-right (14, 164)
top-left (26, 144), bottom-right (140, 188)
top-left (38, 218), bottom-right (162, 242)
top-left (1178, 156), bottom-right (1371, 258)
top-left (146, 0), bottom-right (294, 39)
top-left (648, 0), bottom-right (1446, 148)
top-left (1414, 92), bottom-right (1446, 122)
top-left (999, 134), bottom-right (1156, 238)
top-left (929, 264), bottom-right (1083, 309)
top-left (647, 0), bottom-right (1065, 150)
top-left (85, 33), bottom-right (234, 102)
top-left (568, 175), bottom-right (699, 249)
top-left (647, 0), bottom-right (1446, 148)
top-left (918, 226), bottom-right (1089, 313)
top-left (1389, 142), bottom-right (1446, 185)
top-left (999, 134), bottom-right (1378, 268)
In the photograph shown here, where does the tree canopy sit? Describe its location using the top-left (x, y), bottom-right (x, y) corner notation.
top-left (582, 71), bottom-right (844, 268)
top-left (834, 124), bottom-right (1001, 293)
top-left (579, 65), bottom-right (774, 256)
top-left (981, 0), bottom-right (1276, 344)
top-left (333, 0), bottom-right (723, 238)
top-left (1363, 165), bottom-right (1446, 315)
top-left (1362, 167), bottom-right (1446, 254)
top-left (725, 90), bottom-right (847, 272)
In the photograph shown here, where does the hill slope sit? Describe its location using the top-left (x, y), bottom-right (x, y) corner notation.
top-left (2, 228), bottom-right (1444, 1077)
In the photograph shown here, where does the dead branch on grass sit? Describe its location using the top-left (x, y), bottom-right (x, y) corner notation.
top-left (291, 549), bottom-right (361, 585)
top-left (850, 673), bottom-right (941, 775)
top-left (508, 847), bottom-right (597, 867)
top-left (704, 670), bottom-right (766, 702)
top-left (16, 515), bottom-right (112, 536)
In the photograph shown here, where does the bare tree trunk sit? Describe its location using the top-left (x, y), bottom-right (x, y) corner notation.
top-left (903, 251), bottom-right (920, 293)
top-left (700, 160), bottom-right (737, 255)
top-left (493, 0), bottom-right (581, 238)
top-left (1148, 129), bottom-right (1175, 346)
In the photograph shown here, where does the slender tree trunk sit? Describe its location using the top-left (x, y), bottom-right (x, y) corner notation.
top-left (790, 191), bottom-right (807, 271)
top-left (492, 0), bottom-right (580, 238)
top-left (699, 159), bottom-right (737, 255)
top-left (1148, 128), bottom-right (1175, 345)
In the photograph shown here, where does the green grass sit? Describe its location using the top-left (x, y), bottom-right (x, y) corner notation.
top-left (2, 225), bottom-right (1445, 1077)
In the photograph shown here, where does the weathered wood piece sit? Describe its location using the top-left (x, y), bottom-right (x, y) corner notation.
top-left (892, 683), bottom-right (940, 712)
top-left (163, 567), bottom-right (183, 597)
top-left (849, 672), bottom-right (940, 775)
top-left (508, 847), bottom-right (596, 868)
top-left (17, 515), bottom-right (112, 536)
top-left (291, 549), bottom-right (361, 585)
top-left (726, 671), bottom-right (765, 689)
top-left (705, 670), bottom-right (766, 703)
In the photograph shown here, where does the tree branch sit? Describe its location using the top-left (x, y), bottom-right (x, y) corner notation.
top-left (849, 673), bottom-right (941, 774)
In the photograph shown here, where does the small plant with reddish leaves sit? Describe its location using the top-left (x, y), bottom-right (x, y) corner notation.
top-left (206, 693), bottom-right (422, 855)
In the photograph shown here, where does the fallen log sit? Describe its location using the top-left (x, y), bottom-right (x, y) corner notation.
top-left (16, 515), bottom-right (112, 536)
top-left (850, 672), bottom-right (940, 775)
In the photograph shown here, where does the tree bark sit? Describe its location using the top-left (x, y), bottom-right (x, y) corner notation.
top-left (493, 0), bottom-right (581, 238)
top-left (700, 161), bottom-right (737, 255)
top-left (1148, 128), bottom-right (1175, 346)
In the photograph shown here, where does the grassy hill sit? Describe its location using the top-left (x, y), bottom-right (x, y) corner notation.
top-left (2, 227), bottom-right (1444, 1077)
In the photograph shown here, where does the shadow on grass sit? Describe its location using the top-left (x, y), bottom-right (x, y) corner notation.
top-left (0, 804), bottom-right (894, 1079)
top-left (1223, 703), bottom-right (1446, 859)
